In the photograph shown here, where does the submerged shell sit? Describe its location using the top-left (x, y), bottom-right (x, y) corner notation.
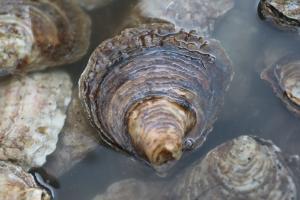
top-left (44, 90), bottom-right (98, 177)
top-left (0, 161), bottom-right (50, 200)
top-left (0, 0), bottom-right (91, 76)
top-left (171, 135), bottom-right (297, 200)
top-left (261, 55), bottom-right (300, 116)
top-left (136, 0), bottom-right (234, 37)
top-left (79, 22), bottom-right (233, 169)
top-left (258, 0), bottom-right (300, 32)
top-left (0, 70), bottom-right (72, 170)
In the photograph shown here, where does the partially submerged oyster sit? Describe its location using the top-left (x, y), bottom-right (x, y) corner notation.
top-left (135, 0), bottom-right (234, 36)
top-left (258, 0), bottom-right (300, 32)
top-left (44, 90), bottom-right (98, 177)
top-left (0, 161), bottom-right (50, 200)
top-left (261, 55), bottom-right (300, 116)
top-left (0, 0), bottom-right (91, 76)
top-left (79, 22), bottom-right (233, 168)
top-left (0, 70), bottom-right (72, 170)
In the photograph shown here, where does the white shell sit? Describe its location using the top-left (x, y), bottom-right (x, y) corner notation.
top-left (0, 161), bottom-right (50, 200)
top-left (0, 70), bottom-right (72, 170)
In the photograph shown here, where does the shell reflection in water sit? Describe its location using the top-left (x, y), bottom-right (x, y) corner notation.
top-left (0, 161), bottom-right (50, 200)
top-left (0, 0), bottom-right (91, 76)
top-left (79, 22), bottom-right (233, 168)
top-left (0, 70), bottom-right (72, 170)
top-left (136, 0), bottom-right (234, 37)
top-left (261, 55), bottom-right (300, 116)
top-left (258, 0), bottom-right (300, 32)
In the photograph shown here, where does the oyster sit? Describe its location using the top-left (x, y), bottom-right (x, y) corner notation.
top-left (44, 90), bottom-right (98, 177)
top-left (0, 0), bottom-right (91, 76)
top-left (258, 0), bottom-right (300, 32)
top-left (135, 0), bottom-right (235, 37)
top-left (261, 55), bottom-right (300, 116)
top-left (0, 161), bottom-right (51, 200)
top-left (79, 22), bottom-right (233, 168)
top-left (0, 70), bottom-right (72, 170)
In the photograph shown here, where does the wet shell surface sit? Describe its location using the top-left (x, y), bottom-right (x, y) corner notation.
top-left (258, 0), bottom-right (300, 32)
top-left (261, 55), bottom-right (300, 116)
top-left (0, 0), bottom-right (91, 76)
top-left (79, 22), bottom-right (233, 168)
top-left (136, 0), bottom-right (234, 37)
top-left (0, 70), bottom-right (72, 170)
top-left (170, 135), bottom-right (297, 200)
top-left (44, 90), bottom-right (98, 177)
top-left (0, 161), bottom-right (50, 200)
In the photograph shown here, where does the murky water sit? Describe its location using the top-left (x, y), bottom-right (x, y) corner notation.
top-left (45, 0), bottom-right (300, 199)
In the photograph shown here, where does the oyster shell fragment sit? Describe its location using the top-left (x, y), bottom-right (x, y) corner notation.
top-left (261, 55), bottom-right (300, 116)
top-left (0, 70), bottom-right (72, 170)
top-left (0, 0), bottom-right (91, 76)
top-left (0, 161), bottom-right (50, 200)
top-left (79, 22), bottom-right (233, 168)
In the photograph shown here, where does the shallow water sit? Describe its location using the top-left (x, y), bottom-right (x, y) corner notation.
top-left (45, 0), bottom-right (300, 199)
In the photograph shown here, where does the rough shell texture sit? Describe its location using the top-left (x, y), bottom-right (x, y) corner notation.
top-left (0, 70), bottom-right (72, 170)
top-left (44, 90), bottom-right (98, 177)
top-left (79, 22), bottom-right (233, 168)
top-left (170, 135), bottom-right (297, 200)
top-left (0, 0), bottom-right (91, 76)
top-left (258, 0), bottom-right (300, 32)
top-left (76, 0), bottom-right (113, 10)
top-left (0, 161), bottom-right (50, 200)
top-left (136, 0), bottom-right (234, 37)
top-left (261, 55), bottom-right (300, 116)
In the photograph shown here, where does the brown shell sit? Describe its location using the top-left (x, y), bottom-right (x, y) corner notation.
top-left (0, 0), bottom-right (91, 76)
top-left (0, 161), bottom-right (51, 200)
top-left (79, 22), bottom-right (233, 169)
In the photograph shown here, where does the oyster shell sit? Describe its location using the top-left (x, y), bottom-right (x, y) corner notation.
top-left (44, 90), bottom-right (98, 177)
top-left (258, 0), bottom-right (300, 32)
top-left (0, 0), bottom-right (91, 76)
top-left (0, 70), bottom-right (72, 170)
top-left (79, 22), bottom-right (233, 168)
top-left (0, 161), bottom-right (50, 200)
top-left (135, 0), bottom-right (234, 37)
top-left (261, 55), bottom-right (300, 116)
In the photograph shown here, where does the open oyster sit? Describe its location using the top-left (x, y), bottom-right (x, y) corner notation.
top-left (79, 22), bottom-right (233, 169)
top-left (0, 70), bottom-right (72, 170)
top-left (44, 90), bottom-right (98, 177)
top-left (0, 161), bottom-right (51, 200)
top-left (135, 0), bottom-right (234, 37)
top-left (0, 0), bottom-right (91, 76)
top-left (258, 0), bottom-right (300, 32)
top-left (261, 55), bottom-right (300, 116)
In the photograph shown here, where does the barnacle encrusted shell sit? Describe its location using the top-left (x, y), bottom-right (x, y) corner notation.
top-left (0, 161), bottom-right (50, 200)
top-left (261, 55), bottom-right (300, 116)
top-left (44, 90), bottom-right (98, 177)
top-left (79, 22), bottom-right (233, 168)
top-left (0, 70), bottom-right (72, 170)
top-left (258, 0), bottom-right (300, 32)
top-left (0, 0), bottom-right (91, 76)
top-left (136, 0), bottom-right (234, 36)
top-left (170, 135), bottom-right (297, 200)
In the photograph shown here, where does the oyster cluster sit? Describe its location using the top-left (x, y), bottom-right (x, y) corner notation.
top-left (0, 0), bottom-right (91, 76)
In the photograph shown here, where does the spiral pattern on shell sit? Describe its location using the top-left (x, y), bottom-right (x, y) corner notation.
top-left (0, 0), bottom-right (91, 76)
top-left (79, 23), bottom-right (233, 168)
top-left (171, 135), bottom-right (297, 200)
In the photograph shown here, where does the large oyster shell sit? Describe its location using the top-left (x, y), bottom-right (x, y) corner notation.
top-left (79, 22), bottom-right (233, 169)
top-left (0, 70), bottom-right (72, 170)
top-left (0, 161), bottom-right (50, 200)
top-left (0, 0), bottom-right (91, 76)
top-left (44, 90), bottom-right (98, 177)
top-left (261, 55), bottom-right (300, 116)
top-left (135, 0), bottom-right (234, 37)
top-left (258, 0), bottom-right (300, 32)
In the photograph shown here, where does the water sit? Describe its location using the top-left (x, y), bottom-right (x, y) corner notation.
top-left (47, 0), bottom-right (300, 199)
